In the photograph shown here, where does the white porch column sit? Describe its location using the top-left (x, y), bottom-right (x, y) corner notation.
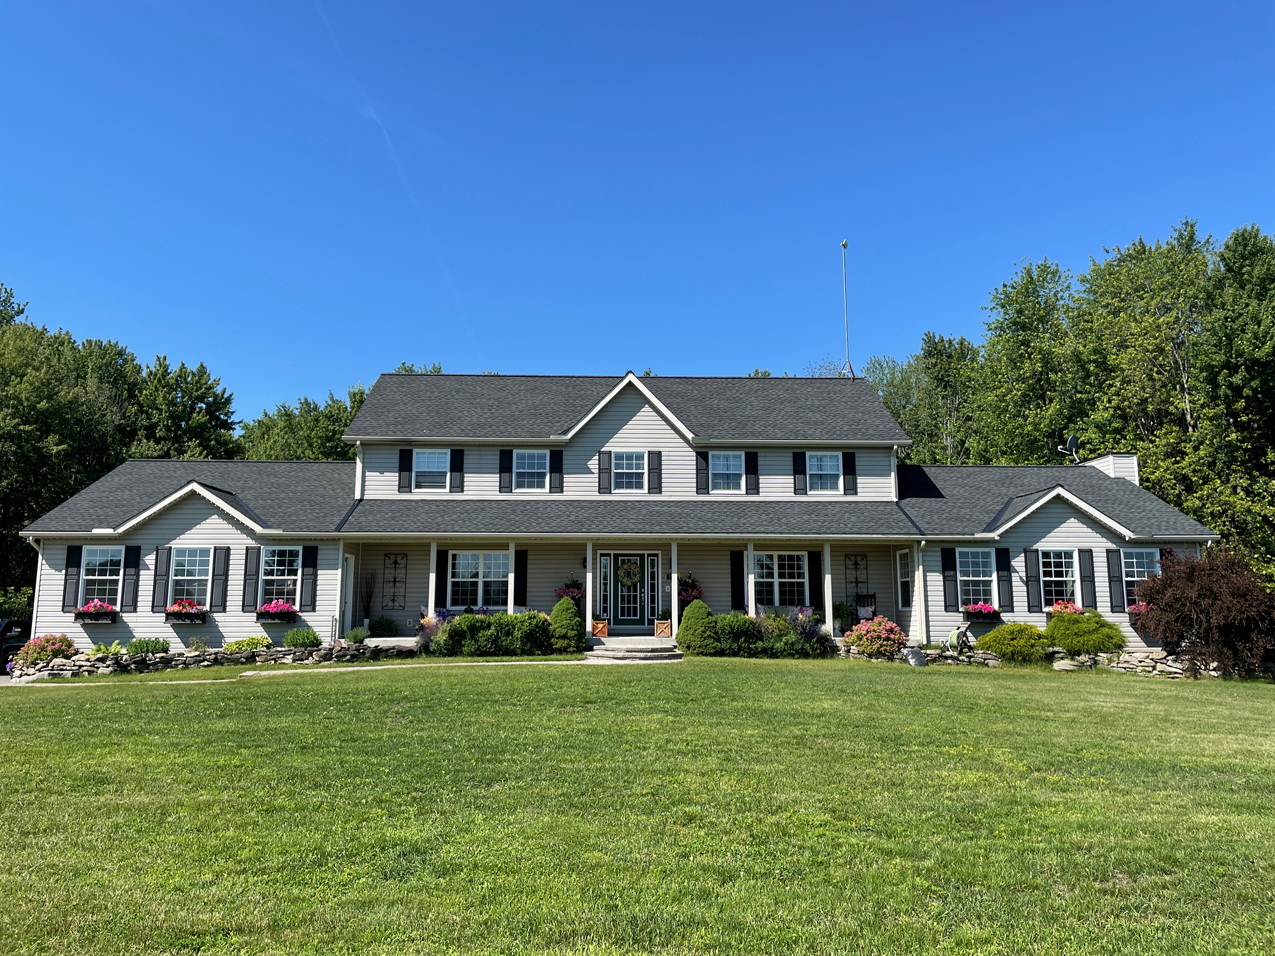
top-left (585, 542), bottom-right (594, 625)
top-left (670, 542), bottom-right (679, 635)
top-left (427, 542), bottom-right (437, 619)
top-left (507, 541), bottom-right (516, 614)
top-left (915, 542), bottom-right (928, 645)
top-left (823, 542), bottom-right (834, 636)
top-left (745, 542), bottom-right (756, 617)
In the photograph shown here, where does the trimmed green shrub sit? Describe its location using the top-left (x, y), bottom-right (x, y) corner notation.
top-left (15, 634), bottom-right (77, 667)
top-left (224, 636), bottom-right (274, 653)
top-left (715, 612), bottom-right (762, 657)
top-left (1046, 609), bottom-right (1125, 656)
top-left (433, 611), bottom-right (562, 658)
top-left (128, 638), bottom-right (170, 655)
top-left (845, 616), bottom-right (908, 657)
top-left (343, 626), bottom-right (368, 644)
top-left (283, 627), bottom-right (321, 648)
top-left (549, 597), bottom-right (586, 653)
top-left (757, 612), bottom-right (830, 658)
top-left (676, 599), bottom-right (720, 655)
top-left (91, 641), bottom-right (127, 656)
top-left (510, 611), bottom-right (553, 655)
top-left (977, 623), bottom-right (1049, 663)
top-left (369, 615), bottom-right (399, 637)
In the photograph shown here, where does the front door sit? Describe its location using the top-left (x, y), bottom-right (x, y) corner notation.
top-left (612, 554), bottom-right (646, 626)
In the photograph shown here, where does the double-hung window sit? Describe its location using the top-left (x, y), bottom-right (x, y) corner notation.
top-left (414, 450), bottom-right (449, 491)
top-left (1123, 549), bottom-right (1160, 603)
top-left (807, 452), bottom-right (842, 493)
top-left (956, 549), bottom-right (995, 607)
top-left (710, 452), bottom-right (744, 492)
top-left (896, 550), bottom-right (913, 609)
top-left (449, 552), bottom-right (509, 608)
top-left (612, 451), bottom-right (645, 491)
top-left (261, 547), bottom-right (301, 606)
top-left (1039, 550), bottom-right (1076, 606)
top-left (514, 451), bottom-right (548, 491)
top-left (81, 547), bottom-right (124, 606)
top-left (171, 547), bottom-right (212, 606)
top-left (753, 552), bottom-right (807, 608)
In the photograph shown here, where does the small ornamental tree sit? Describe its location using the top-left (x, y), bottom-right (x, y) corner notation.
top-left (1135, 547), bottom-right (1275, 677)
top-left (676, 599), bottom-right (720, 655)
top-left (549, 597), bottom-right (586, 653)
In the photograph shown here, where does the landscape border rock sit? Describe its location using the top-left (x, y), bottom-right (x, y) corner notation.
top-left (843, 643), bottom-right (1207, 677)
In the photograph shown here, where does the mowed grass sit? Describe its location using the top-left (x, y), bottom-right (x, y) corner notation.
top-left (1, 660), bottom-right (1273, 955)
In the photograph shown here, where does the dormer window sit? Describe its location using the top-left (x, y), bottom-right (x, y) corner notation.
top-left (514, 451), bottom-right (549, 491)
top-left (710, 452), bottom-right (744, 493)
top-left (414, 450), bottom-right (449, 491)
top-left (612, 452), bottom-right (646, 491)
top-left (806, 453), bottom-right (841, 493)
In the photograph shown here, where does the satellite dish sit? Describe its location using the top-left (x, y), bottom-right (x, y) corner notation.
top-left (1056, 435), bottom-right (1079, 463)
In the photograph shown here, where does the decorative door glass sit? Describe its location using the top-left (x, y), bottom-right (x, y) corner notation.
top-left (614, 555), bottom-right (643, 623)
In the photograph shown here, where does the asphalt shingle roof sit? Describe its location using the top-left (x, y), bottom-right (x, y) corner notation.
top-left (345, 374), bottom-right (911, 444)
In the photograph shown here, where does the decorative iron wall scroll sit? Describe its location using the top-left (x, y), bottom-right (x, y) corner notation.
top-left (844, 554), bottom-right (869, 597)
top-left (382, 553), bottom-right (408, 610)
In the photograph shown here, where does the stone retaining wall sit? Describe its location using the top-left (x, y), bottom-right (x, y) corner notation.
top-left (845, 643), bottom-right (1202, 677)
top-left (10, 642), bottom-right (420, 682)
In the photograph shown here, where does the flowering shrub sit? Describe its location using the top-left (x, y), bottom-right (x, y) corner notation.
top-left (844, 615), bottom-right (909, 657)
top-left (224, 636), bottom-right (274, 653)
top-left (1048, 600), bottom-right (1084, 614)
top-left (78, 599), bottom-right (115, 613)
top-left (1127, 601), bottom-right (1150, 615)
top-left (964, 602), bottom-right (997, 615)
top-left (258, 600), bottom-right (296, 614)
top-left (165, 599), bottom-right (205, 613)
top-left (14, 633), bottom-right (77, 668)
top-left (554, 577), bottom-right (585, 600)
top-left (677, 572), bottom-right (705, 604)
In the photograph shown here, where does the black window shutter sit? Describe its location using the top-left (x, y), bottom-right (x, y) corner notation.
top-left (151, 547), bottom-right (172, 612)
top-left (995, 547), bottom-right (1014, 612)
top-left (696, 451), bottom-right (709, 495)
top-left (210, 547), bottom-right (230, 612)
top-left (940, 548), bottom-right (958, 612)
top-left (435, 550), bottom-right (449, 608)
top-left (1106, 549), bottom-right (1126, 612)
top-left (398, 449), bottom-right (413, 493)
top-left (793, 452), bottom-right (807, 495)
top-left (61, 545), bottom-right (83, 612)
top-left (745, 452), bottom-right (759, 496)
top-left (1078, 549), bottom-right (1097, 609)
top-left (300, 546), bottom-right (319, 612)
top-left (498, 449), bottom-right (514, 493)
top-left (450, 449), bottom-right (465, 493)
top-left (729, 550), bottom-right (746, 612)
top-left (514, 549), bottom-right (528, 605)
top-left (549, 449), bottom-right (564, 494)
top-left (843, 452), bottom-right (858, 495)
top-left (807, 550), bottom-right (824, 618)
top-left (597, 451), bottom-right (612, 494)
top-left (120, 546), bottom-right (141, 613)
top-left (1024, 549), bottom-right (1042, 613)
top-left (241, 546), bottom-right (261, 612)
top-left (648, 450), bottom-right (662, 495)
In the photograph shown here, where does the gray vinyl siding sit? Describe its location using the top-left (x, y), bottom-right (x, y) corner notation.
top-left (565, 384), bottom-right (695, 496)
top-left (757, 448), bottom-right (894, 500)
top-left (33, 497), bottom-right (343, 652)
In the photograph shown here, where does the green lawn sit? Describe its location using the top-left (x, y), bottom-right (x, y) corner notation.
top-left (2, 659), bottom-right (1272, 955)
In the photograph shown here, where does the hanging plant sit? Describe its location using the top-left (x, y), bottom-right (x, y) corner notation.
top-left (617, 561), bottom-right (642, 587)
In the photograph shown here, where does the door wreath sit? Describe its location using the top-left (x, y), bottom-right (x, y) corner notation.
top-left (617, 561), bottom-right (642, 587)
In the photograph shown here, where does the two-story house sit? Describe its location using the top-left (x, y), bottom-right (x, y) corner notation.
top-left (21, 372), bottom-right (1214, 650)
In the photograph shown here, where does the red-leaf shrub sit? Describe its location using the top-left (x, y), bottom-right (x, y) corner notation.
top-left (1135, 547), bottom-right (1275, 677)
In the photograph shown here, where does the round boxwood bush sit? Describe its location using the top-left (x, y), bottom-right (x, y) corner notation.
top-left (845, 615), bottom-right (908, 657)
top-left (676, 599), bottom-right (720, 655)
top-left (283, 627), bottom-right (321, 648)
top-left (976, 622), bottom-right (1049, 663)
top-left (13, 633), bottom-right (76, 668)
top-left (715, 612), bottom-right (762, 657)
top-left (127, 638), bottom-right (170, 655)
top-left (224, 636), bottom-right (275, 653)
top-left (368, 615), bottom-right (399, 637)
top-left (1046, 609), bottom-right (1126, 655)
top-left (549, 596), bottom-right (586, 653)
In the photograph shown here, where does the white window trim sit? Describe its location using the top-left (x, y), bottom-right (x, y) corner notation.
top-left (413, 449), bottom-right (450, 494)
top-left (1039, 548), bottom-right (1078, 608)
top-left (895, 549), bottom-right (912, 609)
top-left (1122, 548), bottom-right (1160, 604)
top-left (751, 551), bottom-right (809, 608)
top-left (259, 546), bottom-right (302, 607)
top-left (169, 546), bottom-right (213, 606)
top-left (709, 451), bottom-right (746, 495)
top-left (513, 449), bottom-right (550, 493)
top-left (956, 547), bottom-right (997, 609)
top-left (447, 551), bottom-right (511, 608)
top-left (611, 450), bottom-right (647, 494)
top-left (806, 451), bottom-right (843, 495)
top-left (80, 546), bottom-right (125, 607)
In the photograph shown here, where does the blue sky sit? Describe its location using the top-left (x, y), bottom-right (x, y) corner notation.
top-left (3, 1), bottom-right (1273, 420)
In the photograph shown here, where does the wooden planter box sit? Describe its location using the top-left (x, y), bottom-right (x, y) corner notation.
top-left (654, 620), bottom-right (673, 638)
top-left (74, 610), bottom-right (118, 625)
top-left (165, 610), bottom-right (207, 625)
top-left (962, 610), bottom-right (1001, 624)
top-left (591, 620), bottom-right (609, 637)
top-left (256, 611), bottom-right (297, 625)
